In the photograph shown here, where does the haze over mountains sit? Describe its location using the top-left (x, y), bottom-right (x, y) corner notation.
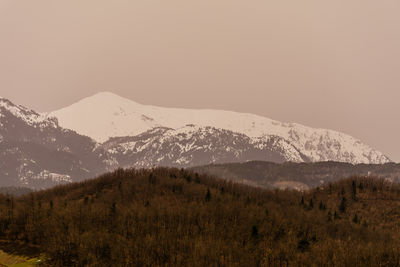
top-left (0, 92), bottom-right (392, 188)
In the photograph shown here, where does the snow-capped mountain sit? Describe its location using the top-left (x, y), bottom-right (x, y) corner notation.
top-left (49, 92), bottom-right (390, 164)
top-left (0, 93), bottom-right (393, 188)
top-left (0, 97), bottom-right (111, 188)
top-left (101, 125), bottom-right (308, 168)
top-left (0, 96), bottom-right (309, 189)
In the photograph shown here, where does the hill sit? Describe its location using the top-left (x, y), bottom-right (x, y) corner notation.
top-left (191, 161), bottom-right (400, 190)
top-left (1, 169), bottom-right (400, 265)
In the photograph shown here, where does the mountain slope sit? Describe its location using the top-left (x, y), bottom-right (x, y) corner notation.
top-left (0, 97), bottom-right (112, 188)
top-left (48, 92), bottom-right (390, 164)
top-left (101, 125), bottom-right (308, 168)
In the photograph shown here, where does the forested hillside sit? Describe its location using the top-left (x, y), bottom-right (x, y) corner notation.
top-left (192, 161), bottom-right (400, 190)
top-left (1, 168), bottom-right (400, 266)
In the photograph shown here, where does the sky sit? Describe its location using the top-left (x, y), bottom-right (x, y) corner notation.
top-left (0, 0), bottom-right (399, 161)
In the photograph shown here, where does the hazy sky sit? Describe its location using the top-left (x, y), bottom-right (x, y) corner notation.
top-left (0, 0), bottom-right (399, 161)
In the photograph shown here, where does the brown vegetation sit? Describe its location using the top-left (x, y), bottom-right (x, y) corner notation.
top-left (0, 168), bottom-right (400, 266)
top-left (191, 161), bottom-right (400, 189)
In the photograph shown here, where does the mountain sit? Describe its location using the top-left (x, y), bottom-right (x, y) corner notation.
top-left (0, 93), bottom-right (393, 189)
top-left (0, 97), bottom-right (112, 188)
top-left (101, 125), bottom-right (308, 168)
top-left (191, 161), bottom-right (400, 190)
top-left (49, 92), bottom-right (390, 164)
top-left (0, 97), bottom-right (311, 189)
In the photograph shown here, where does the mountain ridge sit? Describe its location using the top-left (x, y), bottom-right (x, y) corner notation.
top-left (101, 125), bottom-right (310, 168)
top-left (48, 92), bottom-right (391, 164)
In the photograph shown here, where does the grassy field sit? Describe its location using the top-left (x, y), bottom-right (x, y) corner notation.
top-left (0, 250), bottom-right (41, 266)
top-left (0, 241), bottom-right (42, 267)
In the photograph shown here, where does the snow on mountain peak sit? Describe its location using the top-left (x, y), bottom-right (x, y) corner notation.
top-left (86, 91), bottom-right (139, 104)
top-left (49, 91), bottom-right (285, 142)
top-left (0, 97), bottom-right (55, 127)
top-left (48, 92), bottom-right (391, 164)
top-left (47, 92), bottom-right (162, 141)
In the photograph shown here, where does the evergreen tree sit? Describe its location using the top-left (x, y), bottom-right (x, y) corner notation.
top-left (341, 187), bottom-right (345, 196)
top-left (339, 197), bottom-right (347, 213)
top-left (148, 173), bottom-right (157, 185)
top-left (205, 188), bottom-right (211, 202)
top-left (309, 198), bottom-right (314, 209)
top-left (358, 182), bottom-right (364, 191)
top-left (334, 210), bottom-right (340, 220)
top-left (353, 213), bottom-right (359, 224)
top-left (352, 180), bottom-right (357, 200)
top-left (251, 225), bottom-right (259, 241)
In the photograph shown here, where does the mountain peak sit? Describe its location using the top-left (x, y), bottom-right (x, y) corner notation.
top-left (47, 92), bottom-right (158, 142)
top-left (84, 91), bottom-right (141, 106)
top-left (65, 92), bottom-right (147, 114)
top-left (90, 91), bottom-right (127, 100)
